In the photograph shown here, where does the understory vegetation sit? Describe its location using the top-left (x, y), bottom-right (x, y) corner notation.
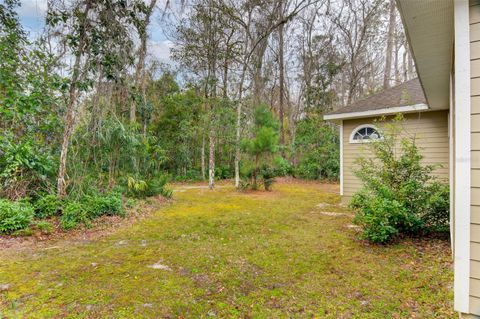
top-left (0, 1), bottom-right (341, 236)
top-left (350, 118), bottom-right (450, 244)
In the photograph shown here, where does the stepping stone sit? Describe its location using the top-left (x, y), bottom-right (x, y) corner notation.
top-left (346, 224), bottom-right (361, 230)
top-left (43, 246), bottom-right (60, 250)
top-left (148, 263), bottom-right (172, 271)
top-left (115, 240), bottom-right (128, 246)
top-left (320, 211), bottom-right (346, 217)
top-left (0, 284), bottom-right (10, 291)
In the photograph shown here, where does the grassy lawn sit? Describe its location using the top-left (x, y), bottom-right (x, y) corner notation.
top-left (0, 181), bottom-right (454, 318)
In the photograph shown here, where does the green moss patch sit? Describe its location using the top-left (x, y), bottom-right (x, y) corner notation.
top-left (0, 181), bottom-right (454, 318)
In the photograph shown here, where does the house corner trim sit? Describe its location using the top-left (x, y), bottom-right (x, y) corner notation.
top-left (453, 0), bottom-right (471, 313)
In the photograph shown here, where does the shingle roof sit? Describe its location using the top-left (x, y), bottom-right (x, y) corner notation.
top-left (326, 78), bottom-right (427, 115)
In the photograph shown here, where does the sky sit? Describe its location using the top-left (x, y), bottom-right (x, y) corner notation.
top-left (16, 0), bottom-right (175, 65)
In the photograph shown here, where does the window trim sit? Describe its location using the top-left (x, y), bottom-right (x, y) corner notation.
top-left (349, 124), bottom-right (382, 144)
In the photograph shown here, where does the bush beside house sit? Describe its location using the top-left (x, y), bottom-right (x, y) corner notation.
top-left (350, 117), bottom-right (450, 243)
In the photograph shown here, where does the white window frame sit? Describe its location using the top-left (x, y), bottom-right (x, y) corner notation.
top-left (349, 124), bottom-right (383, 144)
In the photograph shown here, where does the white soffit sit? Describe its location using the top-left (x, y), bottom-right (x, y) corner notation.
top-left (323, 104), bottom-right (429, 121)
top-left (396, 0), bottom-right (454, 110)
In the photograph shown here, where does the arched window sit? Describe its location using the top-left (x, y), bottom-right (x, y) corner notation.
top-left (349, 124), bottom-right (382, 143)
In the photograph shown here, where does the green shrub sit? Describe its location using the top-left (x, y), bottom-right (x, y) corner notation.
top-left (293, 119), bottom-right (339, 180)
top-left (260, 165), bottom-right (276, 191)
top-left (215, 166), bottom-right (232, 179)
top-left (34, 194), bottom-right (63, 219)
top-left (422, 183), bottom-right (450, 232)
top-left (13, 228), bottom-right (33, 236)
top-left (238, 179), bottom-right (251, 191)
top-left (125, 198), bottom-right (137, 209)
top-left (60, 202), bottom-right (90, 230)
top-left (352, 196), bottom-right (400, 243)
top-left (174, 170), bottom-right (202, 182)
top-left (273, 156), bottom-right (293, 177)
top-left (35, 220), bottom-right (54, 234)
top-left (126, 175), bottom-right (172, 198)
top-left (147, 177), bottom-right (173, 198)
top-left (0, 134), bottom-right (55, 200)
top-left (351, 116), bottom-right (450, 243)
top-left (81, 191), bottom-right (124, 218)
top-left (352, 191), bottom-right (424, 243)
top-left (0, 199), bottom-right (34, 234)
top-left (240, 164), bottom-right (276, 191)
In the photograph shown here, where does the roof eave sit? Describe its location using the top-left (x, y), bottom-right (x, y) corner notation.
top-left (323, 103), bottom-right (429, 121)
top-left (396, 0), bottom-right (453, 110)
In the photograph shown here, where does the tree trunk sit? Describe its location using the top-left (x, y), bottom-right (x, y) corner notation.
top-left (130, 0), bottom-right (157, 123)
top-left (57, 94), bottom-right (77, 198)
top-left (278, 0), bottom-right (286, 147)
top-left (407, 43), bottom-right (414, 80)
top-left (201, 134), bottom-right (206, 180)
top-left (222, 29), bottom-right (234, 100)
top-left (208, 127), bottom-right (215, 190)
top-left (235, 59), bottom-right (249, 188)
top-left (252, 36), bottom-right (269, 105)
top-left (234, 99), bottom-right (242, 188)
top-left (383, 0), bottom-right (396, 89)
top-left (394, 34), bottom-right (400, 84)
top-left (57, 1), bottom-right (92, 198)
top-left (234, 133), bottom-right (240, 187)
top-left (252, 154), bottom-right (259, 190)
top-left (222, 59), bottom-right (228, 99)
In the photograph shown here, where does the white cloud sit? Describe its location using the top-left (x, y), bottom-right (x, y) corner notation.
top-left (16, 1), bottom-right (175, 65)
top-left (148, 39), bottom-right (175, 65)
top-left (18, 0), bottom-right (48, 17)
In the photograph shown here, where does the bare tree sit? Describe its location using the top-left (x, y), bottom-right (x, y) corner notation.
top-left (328, 0), bottom-right (385, 105)
top-left (277, 0), bottom-right (286, 147)
top-left (383, 0), bottom-right (395, 89)
top-left (131, 0), bottom-right (158, 123)
top-left (47, 0), bottom-right (140, 197)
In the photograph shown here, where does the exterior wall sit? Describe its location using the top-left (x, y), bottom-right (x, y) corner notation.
top-left (469, 1), bottom-right (480, 316)
top-left (341, 111), bottom-right (449, 203)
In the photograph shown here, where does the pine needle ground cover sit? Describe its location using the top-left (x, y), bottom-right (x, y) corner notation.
top-left (0, 181), bottom-right (453, 318)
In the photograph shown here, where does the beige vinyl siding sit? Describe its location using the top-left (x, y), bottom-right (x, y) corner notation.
top-left (471, 2), bottom-right (480, 307)
top-left (471, 297), bottom-right (480, 317)
top-left (474, 206), bottom-right (480, 224)
top-left (473, 260), bottom-right (480, 279)
top-left (473, 243), bottom-right (480, 260)
top-left (473, 96), bottom-right (480, 115)
top-left (341, 111), bottom-right (449, 201)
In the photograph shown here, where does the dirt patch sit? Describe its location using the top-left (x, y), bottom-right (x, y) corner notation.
top-left (148, 262), bottom-right (172, 271)
top-left (0, 195), bottom-right (169, 254)
top-left (319, 211), bottom-right (347, 217)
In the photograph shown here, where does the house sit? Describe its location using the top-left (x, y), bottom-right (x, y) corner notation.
top-left (397, 1), bottom-right (480, 317)
top-left (325, 0), bottom-right (480, 317)
top-left (324, 78), bottom-right (449, 203)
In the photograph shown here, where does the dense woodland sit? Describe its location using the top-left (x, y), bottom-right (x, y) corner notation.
top-left (0, 0), bottom-right (415, 232)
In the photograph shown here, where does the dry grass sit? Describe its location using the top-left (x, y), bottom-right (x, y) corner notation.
top-left (0, 181), bottom-right (454, 318)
